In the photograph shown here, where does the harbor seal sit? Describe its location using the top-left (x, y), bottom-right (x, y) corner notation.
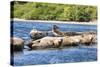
top-left (52, 25), bottom-right (82, 36)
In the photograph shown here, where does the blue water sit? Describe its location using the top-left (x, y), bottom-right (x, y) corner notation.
top-left (11, 21), bottom-right (97, 66)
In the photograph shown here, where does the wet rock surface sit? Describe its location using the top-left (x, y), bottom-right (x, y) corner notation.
top-left (11, 37), bottom-right (24, 51)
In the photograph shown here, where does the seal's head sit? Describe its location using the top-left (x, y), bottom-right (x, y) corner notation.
top-left (53, 25), bottom-right (59, 30)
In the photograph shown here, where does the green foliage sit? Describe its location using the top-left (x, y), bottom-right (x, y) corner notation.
top-left (11, 1), bottom-right (97, 22)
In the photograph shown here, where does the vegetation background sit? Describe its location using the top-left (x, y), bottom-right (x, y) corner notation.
top-left (11, 1), bottom-right (97, 22)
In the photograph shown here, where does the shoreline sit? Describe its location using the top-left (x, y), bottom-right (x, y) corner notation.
top-left (11, 18), bottom-right (97, 25)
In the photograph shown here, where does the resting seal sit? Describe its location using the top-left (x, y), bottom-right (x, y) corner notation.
top-left (27, 36), bottom-right (82, 49)
top-left (52, 25), bottom-right (82, 36)
top-left (29, 29), bottom-right (48, 40)
top-left (52, 25), bottom-right (96, 37)
top-left (28, 37), bottom-right (63, 49)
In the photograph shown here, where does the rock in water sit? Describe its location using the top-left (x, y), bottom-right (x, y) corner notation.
top-left (11, 37), bottom-right (24, 51)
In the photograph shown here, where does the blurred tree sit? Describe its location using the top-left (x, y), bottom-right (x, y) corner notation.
top-left (11, 1), bottom-right (97, 22)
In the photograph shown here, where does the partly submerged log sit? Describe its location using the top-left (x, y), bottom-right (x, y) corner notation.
top-left (11, 37), bottom-right (24, 51)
